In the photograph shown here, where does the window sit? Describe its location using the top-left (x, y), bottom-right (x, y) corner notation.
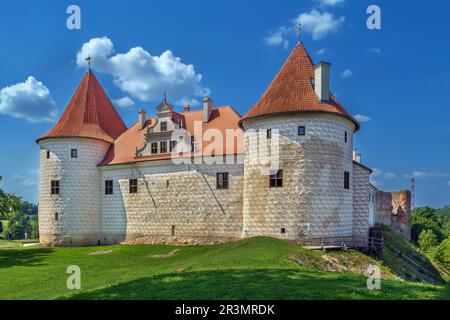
top-left (160, 121), bottom-right (167, 131)
top-left (345, 131), bottom-right (348, 143)
top-left (267, 129), bottom-right (272, 139)
top-left (129, 179), bottom-right (138, 194)
top-left (71, 149), bottom-right (78, 158)
top-left (344, 171), bottom-right (350, 190)
top-left (281, 228), bottom-right (286, 234)
top-left (298, 126), bottom-right (306, 136)
top-left (171, 225), bottom-right (176, 236)
top-left (46, 150), bottom-right (50, 159)
top-left (54, 212), bottom-right (59, 221)
top-left (105, 180), bottom-right (113, 195)
top-left (269, 170), bottom-right (283, 188)
top-left (160, 141), bottom-right (167, 153)
top-left (170, 140), bottom-right (177, 152)
top-left (51, 180), bottom-right (60, 195)
top-left (151, 142), bottom-right (158, 154)
top-left (216, 172), bottom-right (229, 190)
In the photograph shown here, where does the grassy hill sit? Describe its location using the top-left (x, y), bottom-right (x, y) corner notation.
top-left (0, 236), bottom-right (448, 300)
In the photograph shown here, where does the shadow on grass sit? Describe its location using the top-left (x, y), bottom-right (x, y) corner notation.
top-left (67, 268), bottom-right (450, 300)
top-left (0, 248), bottom-right (53, 269)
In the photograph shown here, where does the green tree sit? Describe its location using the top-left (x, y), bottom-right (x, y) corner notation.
top-left (411, 207), bottom-right (445, 243)
top-left (418, 229), bottom-right (438, 253)
top-left (432, 238), bottom-right (450, 271)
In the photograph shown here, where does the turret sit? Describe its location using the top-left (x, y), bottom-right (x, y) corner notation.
top-left (36, 70), bottom-right (127, 246)
top-left (240, 44), bottom-right (359, 242)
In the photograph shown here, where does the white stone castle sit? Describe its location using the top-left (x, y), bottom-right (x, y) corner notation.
top-left (37, 44), bottom-right (398, 247)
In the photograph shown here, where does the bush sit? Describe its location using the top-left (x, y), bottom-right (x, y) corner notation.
top-left (418, 229), bottom-right (438, 254)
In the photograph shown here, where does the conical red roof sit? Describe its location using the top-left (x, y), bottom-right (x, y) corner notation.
top-left (241, 44), bottom-right (358, 130)
top-left (37, 70), bottom-right (127, 143)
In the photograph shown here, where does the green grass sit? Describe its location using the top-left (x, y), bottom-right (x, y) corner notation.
top-left (0, 237), bottom-right (449, 300)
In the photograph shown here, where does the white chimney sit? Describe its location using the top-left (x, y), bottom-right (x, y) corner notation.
top-left (353, 149), bottom-right (362, 163)
top-left (203, 97), bottom-right (213, 123)
top-left (138, 109), bottom-right (147, 130)
top-left (314, 62), bottom-right (331, 101)
top-left (183, 104), bottom-right (191, 112)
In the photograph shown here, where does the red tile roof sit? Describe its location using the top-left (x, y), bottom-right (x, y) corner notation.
top-left (100, 106), bottom-right (244, 166)
top-left (37, 70), bottom-right (127, 143)
top-left (240, 44), bottom-right (359, 130)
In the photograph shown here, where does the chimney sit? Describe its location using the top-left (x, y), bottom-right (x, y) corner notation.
top-left (203, 97), bottom-right (213, 123)
top-left (138, 109), bottom-right (147, 130)
top-left (314, 62), bottom-right (331, 101)
top-left (353, 149), bottom-right (362, 163)
top-left (183, 104), bottom-right (191, 112)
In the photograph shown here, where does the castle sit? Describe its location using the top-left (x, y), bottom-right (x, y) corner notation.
top-left (37, 44), bottom-right (411, 247)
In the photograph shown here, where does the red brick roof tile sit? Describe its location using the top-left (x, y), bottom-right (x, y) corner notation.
top-left (240, 44), bottom-right (359, 130)
top-left (37, 70), bottom-right (127, 143)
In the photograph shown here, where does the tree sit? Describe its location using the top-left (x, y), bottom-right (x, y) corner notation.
top-left (411, 207), bottom-right (445, 243)
top-left (418, 229), bottom-right (438, 254)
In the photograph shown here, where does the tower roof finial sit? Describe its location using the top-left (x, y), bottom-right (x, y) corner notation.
top-left (296, 23), bottom-right (302, 44)
top-left (85, 55), bottom-right (91, 70)
top-left (163, 92), bottom-right (167, 103)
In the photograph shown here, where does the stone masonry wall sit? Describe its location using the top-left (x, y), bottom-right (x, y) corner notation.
top-left (242, 113), bottom-right (356, 240)
top-left (352, 162), bottom-right (371, 238)
top-left (375, 189), bottom-right (411, 240)
top-left (100, 159), bottom-right (244, 244)
top-left (39, 138), bottom-right (110, 246)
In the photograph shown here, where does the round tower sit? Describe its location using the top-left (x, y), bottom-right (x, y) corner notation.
top-left (37, 70), bottom-right (127, 246)
top-left (240, 44), bottom-right (359, 242)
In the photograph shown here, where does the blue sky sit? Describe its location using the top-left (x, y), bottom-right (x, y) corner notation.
top-left (0, 0), bottom-right (449, 207)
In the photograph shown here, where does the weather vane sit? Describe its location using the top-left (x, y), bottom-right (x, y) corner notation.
top-left (296, 23), bottom-right (302, 44)
top-left (85, 56), bottom-right (91, 69)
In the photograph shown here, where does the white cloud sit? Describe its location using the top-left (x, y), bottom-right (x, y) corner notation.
top-left (263, 26), bottom-right (290, 50)
top-left (403, 171), bottom-right (450, 178)
top-left (316, 0), bottom-right (346, 6)
top-left (12, 174), bottom-right (37, 188)
top-left (341, 69), bottom-right (353, 78)
top-left (447, 181), bottom-right (450, 187)
top-left (295, 10), bottom-right (345, 40)
top-left (77, 37), bottom-right (210, 105)
top-left (370, 168), bottom-right (398, 184)
top-left (0, 76), bottom-right (58, 122)
top-left (113, 96), bottom-right (135, 108)
top-left (317, 48), bottom-right (327, 55)
top-left (354, 114), bottom-right (371, 122)
top-left (369, 48), bottom-right (382, 54)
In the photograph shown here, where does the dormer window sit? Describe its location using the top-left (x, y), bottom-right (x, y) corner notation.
top-left (160, 121), bottom-right (167, 131)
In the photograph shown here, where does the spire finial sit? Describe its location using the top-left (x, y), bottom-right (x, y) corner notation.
top-left (296, 23), bottom-right (302, 44)
top-left (85, 55), bottom-right (91, 70)
top-left (163, 92), bottom-right (167, 103)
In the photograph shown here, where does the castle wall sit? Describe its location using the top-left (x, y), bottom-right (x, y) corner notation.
top-left (99, 158), bottom-right (244, 244)
top-left (375, 189), bottom-right (411, 240)
top-left (38, 138), bottom-right (110, 246)
top-left (352, 162), bottom-right (371, 239)
top-left (241, 113), bottom-right (356, 240)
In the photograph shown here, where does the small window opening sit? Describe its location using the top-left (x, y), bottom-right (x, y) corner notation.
top-left (267, 129), bottom-right (272, 139)
top-left (217, 172), bottom-right (229, 190)
top-left (46, 150), bottom-right (50, 159)
top-left (51, 180), bottom-right (60, 195)
top-left (298, 126), bottom-right (306, 136)
top-left (269, 170), bottom-right (283, 188)
top-left (54, 212), bottom-right (59, 221)
top-left (344, 171), bottom-right (350, 190)
top-left (129, 178), bottom-right (138, 194)
top-left (171, 225), bottom-right (176, 236)
top-left (71, 149), bottom-right (78, 158)
top-left (281, 228), bottom-right (286, 234)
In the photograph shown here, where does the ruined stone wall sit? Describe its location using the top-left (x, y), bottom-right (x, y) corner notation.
top-left (38, 138), bottom-right (110, 246)
top-left (375, 189), bottom-right (411, 240)
top-left (241, 113), bottom-right (356, 240)
top-left (352, 163), bottom-right (371, 238)
top-left (100, 158), bottom-right (244, 244)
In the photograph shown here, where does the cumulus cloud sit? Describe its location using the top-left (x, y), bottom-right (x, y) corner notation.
top-left (113, 96), bottom-right (135, 108)
top-left (354, 114), bottom-right (371, 122)
top-left (295, 10), bottom-right (345, 40)
top-left (0, 77), bottom-right (58, 123)
top-left (341, 69), bottom-right (353, 78)
top-left (263, 26), bottom-right (290, 49)
top-left (76, 37), bottom-right (210, 105)
top-left (317, 48), bottom-right (327, 55)
top-left (316, 0), bottom-right (346, 6)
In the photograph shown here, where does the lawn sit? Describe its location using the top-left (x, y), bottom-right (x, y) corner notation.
top-left (0, 237), bottom-right (448, 300)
